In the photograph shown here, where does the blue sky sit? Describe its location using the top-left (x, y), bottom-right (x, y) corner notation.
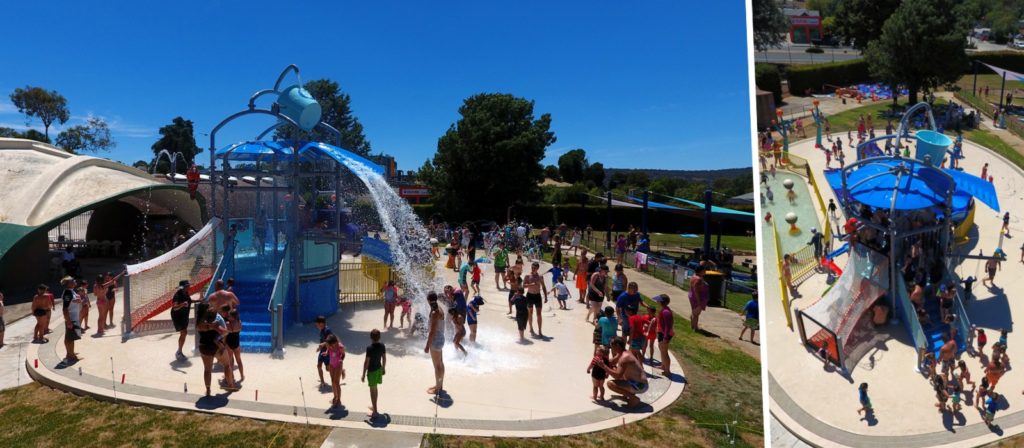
top-left (0, 1), bottom-right (752, 171)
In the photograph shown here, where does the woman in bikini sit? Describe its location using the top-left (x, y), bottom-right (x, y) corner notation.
top-left (92, 275), bottom-right (108, 336)
top-left (424, 292), bottom-right (446, 395)
top-left (32, 284), bottom-right (52, 343)
top-left (226, 309), bottom-right (244, 382)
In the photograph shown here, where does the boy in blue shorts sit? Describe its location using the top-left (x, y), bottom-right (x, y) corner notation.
top-left (857, 383), bottom-right (872, 417)
top-left (315, 315), bottom-right (333, 386)
top-left (739, 292), bottom-right (759, 343)
top-left (549, 279), bottom-right (571, 310)
top-left (467, 295), bottom-right (485, 342)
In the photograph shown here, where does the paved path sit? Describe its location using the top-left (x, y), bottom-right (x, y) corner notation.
top-left (320, 427), bottom-right (422, 448)
top-left (0, 307), bottom-right (35, 391)
top-left (20, 254), bottom-right (684, 438)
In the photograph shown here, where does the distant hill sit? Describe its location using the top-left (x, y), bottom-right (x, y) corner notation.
top-left (605, 167), bottom-right (752, 182)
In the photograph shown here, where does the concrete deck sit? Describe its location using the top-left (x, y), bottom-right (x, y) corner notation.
top-left (765, 133), bottom-right (1024, 447)
top-left (21, 256), bottom-right (683, 437)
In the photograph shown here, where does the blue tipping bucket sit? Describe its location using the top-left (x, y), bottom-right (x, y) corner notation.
top-left (277, 85), bottom-right (322, 131)
top-left (915, 130), bottom-right (952, 165)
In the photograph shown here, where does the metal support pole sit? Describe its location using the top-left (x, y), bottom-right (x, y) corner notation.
top-left (999, 71), bottom-right (1007, 111)
top-left (703, 187), bottom-right (713, 258)
top-left (605, 191), bottom-right (612, 251)
top-left (292, 148), bottom-right (302, 324)
top-left (972, 60), bottom-right (978, 96)
top-left (641, 191), bottom-right (649, 236)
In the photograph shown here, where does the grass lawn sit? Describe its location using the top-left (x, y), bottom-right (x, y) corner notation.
top-left (957, 127), bottom-right (1024, 169)
top-left (428, 294), bottom-right (763, 448)
top-left (0, 383), bottom-right (329, 448)
top-left (647, 233), bottom-right (755, 253)
top-left (956, 74), bottom-right (1024, 106)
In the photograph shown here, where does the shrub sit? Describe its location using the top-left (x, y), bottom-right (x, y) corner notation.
top-left (805, 47), bottom-right (824, 54)
top-left (786, 59), bottom-right (870, 96)
top-left (755, 64), bottom-right (783, 103)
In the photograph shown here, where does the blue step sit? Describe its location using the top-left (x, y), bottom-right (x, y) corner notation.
top-left (231, 278), bottom-right (277, 353)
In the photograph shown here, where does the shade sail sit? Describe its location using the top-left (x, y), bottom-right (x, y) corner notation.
top-left (845, 160), bottom-right (952, 211)
top-left (652, 194), bottom-right (756, 219)
top-left (214, 140), bottom-right (384, 176)
top-left (587, 193), bottom-right (642, 208)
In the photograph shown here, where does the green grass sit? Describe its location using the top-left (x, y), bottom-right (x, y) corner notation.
top-left (0, 383), bottom-right (329, 448)
top-left (959, 127), bottom-right (1024, 169)
top-left (956, 74), bottom-right (1024, 106)
top-left (530, 230), bottom-right (756, 253)
top-left (432, 295), bottom-right (763, 448)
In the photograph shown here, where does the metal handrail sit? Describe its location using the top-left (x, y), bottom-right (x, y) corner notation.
top-left (268, 245), bottom-right (290, 355)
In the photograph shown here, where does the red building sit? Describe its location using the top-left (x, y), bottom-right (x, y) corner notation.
top-left (784, 8), bottom-right (822, 44)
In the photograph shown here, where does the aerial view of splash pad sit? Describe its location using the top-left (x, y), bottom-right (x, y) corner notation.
top-left (16, 66), bottom-right (682, 436)
top-left (763, 100), bottom-right (1024, 446)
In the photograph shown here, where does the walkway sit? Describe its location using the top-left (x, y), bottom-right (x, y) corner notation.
top-left (766, 134), bottom-right (1024, 447)
top-left (18, 255), bottom-right (684, 438)
top-left (570, 244), bottom-right (760, 360)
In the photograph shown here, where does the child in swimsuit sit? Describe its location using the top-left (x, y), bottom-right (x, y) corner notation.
top-left (449, 306), bottom-right (467, 355)
top-left (467, 295), bottom-right (484, 343)
top-left (325, 333), bottom-right (346, 407)
top-left (587, 345), bottom-right (609, 401)
top-left (399, 296), bottom-right (412, 329)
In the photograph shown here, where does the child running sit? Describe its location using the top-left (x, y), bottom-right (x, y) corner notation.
top-left (325, 333), bottom-right (346, 407)
top-left (361, 329), bottom-right (386, 420)
top-left (857, 383), bottom-right (872, 416)
top-left (549, 279), bottom-right (571, 310)
top-left (587, 345), bottom-right (609, 401)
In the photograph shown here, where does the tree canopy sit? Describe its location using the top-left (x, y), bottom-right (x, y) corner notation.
top-left (0, 127), bottom-right (49, 143)
top-left (151, 117), bottom-right (202, 173)
top-left (834, 0), bottom-right (901, 51)
top-left (275, 79), bottom-right (371, 156)
top-left (9, 86), bottom-right (70, 140)
top-left (752, 0), bottom-right (789, 51)
top-left (557, 148), bottom-right (605, 186)
top-left (56, 117), bottom-right (115, 154)
top-left (421, 93), bottom-right (555, 219)
top-left (864, 0), bottom-right (970, 104)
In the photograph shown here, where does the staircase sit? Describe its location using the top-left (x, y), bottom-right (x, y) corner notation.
top-left (921, 289), bottom-right (967, 358)
top-left (232, 279), bottom-right (275, 353)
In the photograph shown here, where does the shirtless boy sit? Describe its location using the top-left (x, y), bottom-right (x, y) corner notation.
top-left (522, 262), bottom-right (549, 337)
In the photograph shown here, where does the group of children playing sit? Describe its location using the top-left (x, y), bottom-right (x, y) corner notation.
top-left (314, 316), bottom-right (389, 420)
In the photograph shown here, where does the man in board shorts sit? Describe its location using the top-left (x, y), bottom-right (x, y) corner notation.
top-left (598, 336), bottom-right (648, 409)
top-left (523, 262), bottom-right (549, 337)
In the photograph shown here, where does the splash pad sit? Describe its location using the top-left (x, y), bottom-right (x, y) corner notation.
top-left (26, 66), bottom-right (683, 435)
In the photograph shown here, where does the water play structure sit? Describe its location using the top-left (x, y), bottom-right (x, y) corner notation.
top-left (796, 102), bottom-right (1000, 372)
top-left (121, 65), bottom-right (393, 354)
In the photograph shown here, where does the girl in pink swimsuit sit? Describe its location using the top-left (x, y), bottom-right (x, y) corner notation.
top-left (325, 334), bottom-right (346, 407)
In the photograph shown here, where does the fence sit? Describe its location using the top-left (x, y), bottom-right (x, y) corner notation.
top-left (339, 260), bottom-right (393, 304)
top-left (772, 220), bottom-right (793, 329)
top-left (575, 236), bottom-right (755, 311)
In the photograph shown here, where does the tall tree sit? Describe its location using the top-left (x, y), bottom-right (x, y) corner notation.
top-left (557, 149), bottom-right (588, 183)
top-left (56, 117), bottom-right (115, 154)
top-left (834, 0), bottom-right (901, 51)
top-left (132, 160), bottom-right (150, 171)
top-left (752, 0), bottom-right (789, 51)
top-left (151, 117), bottom-right (202, 173)
top-left (864, 0), bottom-right (969, 104)
top-left (425, 93), bottom-right (555, 219)
top-left (586, 162), bottom-right (606, 187)
top-left (543, 164), bottom-right (561, 181)
top-left (9, 86), bottom-right (70, 140)
top-left (275, 79), bottom-right (371, 156)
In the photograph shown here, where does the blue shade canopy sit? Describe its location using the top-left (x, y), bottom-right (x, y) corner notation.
top-left (945, 169), bottom-right (1000, 212)
top-left (214, 140), bottom-right (385, 176)
top-left (845, 160), bottom-right (952, 211)
top-left (624, 194), bottom-right (755, 223)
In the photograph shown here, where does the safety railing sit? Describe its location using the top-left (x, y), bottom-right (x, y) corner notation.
top-left (268, 245), bottom-right (290, 357)
top-left (893, 274), bottom-right (928, 369)
top-left (339, 261), bottom-right (393, 303)
top-left (773, 220), bottom-right (793, 329)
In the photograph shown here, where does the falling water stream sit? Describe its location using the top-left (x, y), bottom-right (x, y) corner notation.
top-left (345, 160), bottom-right (535, 373)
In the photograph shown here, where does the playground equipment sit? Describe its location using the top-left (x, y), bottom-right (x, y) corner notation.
top-left (804, 102), bottom-right (1003, 372)
top-left (772, 108), bottom-right (794, 160)
top-left (119, 65), bottom-right (389, 355)
top-left (811, 99), bottom-right (825, 149)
